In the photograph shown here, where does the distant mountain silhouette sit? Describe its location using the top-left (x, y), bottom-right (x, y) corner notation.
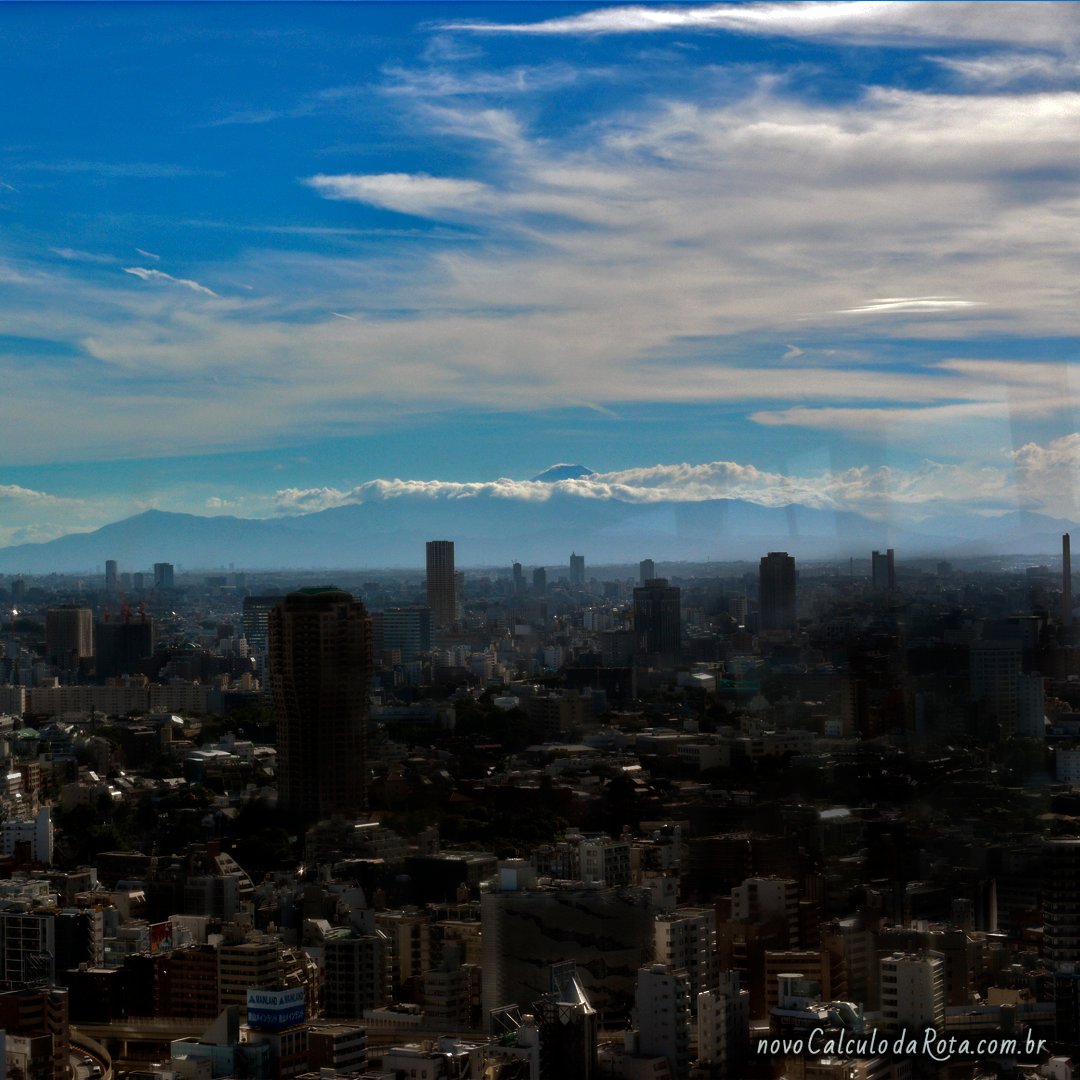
top-left (0, 495), bottom-right (1074, 573)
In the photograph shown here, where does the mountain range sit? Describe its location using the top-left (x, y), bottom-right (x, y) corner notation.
top-left (0, 471), bottom-right (1075, 573)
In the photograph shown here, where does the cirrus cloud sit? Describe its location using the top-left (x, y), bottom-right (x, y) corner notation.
top-left (123, 266), bottom-right (217, 297)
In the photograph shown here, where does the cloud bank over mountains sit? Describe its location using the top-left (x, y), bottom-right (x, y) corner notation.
top-left (9, 430), bottom-right (1080, 552)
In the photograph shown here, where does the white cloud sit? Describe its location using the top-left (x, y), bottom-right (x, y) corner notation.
top-left (205, 496), bottom-right (245, 511)
top-left (837, 296), bottom-right (984, 315)
top-left (5, 46), bottom-right (1080, 467)
top-left (0, 484), bottom-right (77, 506)
top-left (382, 63), bottom-right (589, 98)
top-left (1012, 435), bottom-right (1080, 517)
top-left (123, 267), bottom-right (217, 296)
top-left (135, 247), bottom-right (161, 262)
top-left (934, 52), bottom-right (1080, 89)
top-left (442, 2), bottom-right (1080, 49)
top-left (0, 484), bottom-right (107, 547)
top-left (51, 247), bottom-right (116, 265)
top-left (305, 173), bottom-right (490, 217)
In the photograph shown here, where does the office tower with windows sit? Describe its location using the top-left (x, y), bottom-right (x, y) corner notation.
top-left (241, 595), bottom-right (285, 656)
top-left (45, 606), bottom-right (93, 671)
top-left (426, 541), bottom-right (457, 629)
top-left (104, 560), bottom-right (118, 596)
top-left (153, 562), bottom-right (175, 590)
top-left (269, 588), bottom-right (373, 820)
top-left (632, 579), bottom-right (681, 662)
top-left (878, 952), bottom-right (945, 1033)
top-left (634, 963), bottom-right (691, 1080)
top-left (639, 559), bottom-right (656, 584)
top-left (372, 607), bottom-right (432, 665)
top-left (758, 551), bottom-right (796, 633)
top-left (1045, 838), bottom-right (1080, 966)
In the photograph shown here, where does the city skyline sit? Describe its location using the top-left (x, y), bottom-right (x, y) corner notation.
top-left (3, 2), bottom-right (1080, 549)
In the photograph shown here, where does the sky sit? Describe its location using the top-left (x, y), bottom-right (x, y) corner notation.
top-left (3, 1), bottom-right (1080, 548)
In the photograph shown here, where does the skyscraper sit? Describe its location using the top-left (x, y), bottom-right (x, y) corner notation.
top-left (104, 560), bottom-right (118, 596)
top-left (639, 559), bottom-right (655, 584)
top-left (1064, 533), bottom-right (1073, 628)
top-left (1045, 838), bottom-right (1080, 966)
top-left (269, 588), bottom-right (373, 820)
top-left (372, 607), bottom-right (431, 664)
top-left (632, 579), bottom-right (681, 662)
top-left (569, 552), bottom-right (585, 587)
top-left (871, 548), bottom-right (896, 594)
top-left (96, 618), bottom-right (154, 680)
top-left (241, 595), bottom-right (285, 655)
top-left (532, 567), bottom-right (547, 595)
top-left (425, 541), bottom-right (456, 629)
top-left (45, 606), bottom-right (93, 670)
top-left (758, 551), bottom-right (796, 633)
top-left (153, 562), bottom-right (175, 590)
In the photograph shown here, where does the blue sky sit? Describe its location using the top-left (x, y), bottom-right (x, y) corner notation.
top-left (3, 1), bottom-right (1080, 546)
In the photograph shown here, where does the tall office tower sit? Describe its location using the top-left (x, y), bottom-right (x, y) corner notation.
top-left (970, 639), bottom-right (1024, 740)
top-left (269, 588), bottom-right (373, 820)
top-left (104, 560), bottom-right (118, 596)
top-left (569, 552), bottom-right (585, 587)
top-left (95, 618), bottom-right (154, 680)
top-left (425, 541), bottom-right (457, 629)
top-left (1064, 534), bottom-right (1073, 627)
top-left (1045, 838), bottom-right (1080, 966)
top-left (634, 963), bottom-right (691, 1080)
top-left (871, 548), bottom-right (896, 593)
top-left (241, 595), bottom-right (285, 656)
top-left (632, 579), bottom-right (682, 661)
top-left (153, 562), bottom-right (175, 590)
top-left (532, 566), bottom-right (547, 595)
top-left (45, 606), bottom-right (93, 670)
top-left (372, 607), bottom-right (432, 664)
top-left (758, 551), bottom-right (796, 632)
top-left (639, 558), bottom-right (656, 584)
top-left (512, 562), bottom-right (526, 595)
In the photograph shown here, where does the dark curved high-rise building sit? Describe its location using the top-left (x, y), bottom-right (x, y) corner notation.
top-left (269, 588), bottom-right (372, 820)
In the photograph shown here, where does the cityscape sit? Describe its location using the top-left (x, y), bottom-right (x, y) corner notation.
top-left (5, 2), bottom-right (1080, 1080)
top-left (0, 538), bottom-right (1079, 1079)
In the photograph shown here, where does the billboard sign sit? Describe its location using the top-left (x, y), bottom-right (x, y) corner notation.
top-left (246, 987), bottom-right (305, 1031)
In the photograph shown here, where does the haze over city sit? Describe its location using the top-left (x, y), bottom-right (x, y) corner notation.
top-left (3, 2), bottom-right (1080, 559)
